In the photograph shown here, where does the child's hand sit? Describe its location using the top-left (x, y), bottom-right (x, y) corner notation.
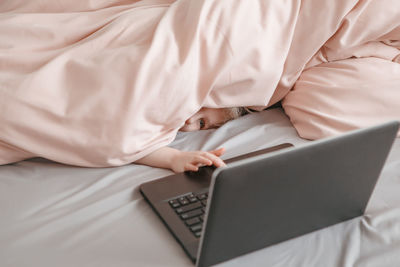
top-left (170, 148), bottom-right (226, 173)
top-left (135, 146), bottom-right (226, 173)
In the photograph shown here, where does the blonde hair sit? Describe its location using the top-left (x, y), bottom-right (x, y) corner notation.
top-left (219, 107), bottom-right (252, 126)
top-left (226, 107), bottom-right (252, 119)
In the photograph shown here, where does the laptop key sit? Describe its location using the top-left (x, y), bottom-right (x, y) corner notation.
top-left (178, 196), bottom-right (189, 206)
top-left (175, 202), bottom-right (202, 214)
top-left (197, 193), bottom-right (207, 200)
top-left (194, 231), bottom-right (201, 238)
top-left (185, 217), bottom-right (201, 226)
top-left (180, 208), bottom-right (203, 220)
top-left (190, 224), bottom-right (202, 232)
top-left (169, 199), bottom-right (180, 208)
top-left (187, 194), bottom-right (198, 203)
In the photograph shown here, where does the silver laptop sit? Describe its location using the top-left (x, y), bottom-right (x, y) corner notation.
top-left (140, 121), bottom-right (399, 267)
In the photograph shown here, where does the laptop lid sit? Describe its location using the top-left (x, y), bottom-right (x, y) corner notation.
top-left (196, 121), bottom-right (399, 267)
top-left (139, 143), bottom-right (293, 261)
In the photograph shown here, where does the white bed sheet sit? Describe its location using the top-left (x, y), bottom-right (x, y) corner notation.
top-left (1, 108), bottom-right (400, 267)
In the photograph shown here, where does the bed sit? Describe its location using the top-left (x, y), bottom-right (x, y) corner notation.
top-left (1, 107), bottom-right (400, 267)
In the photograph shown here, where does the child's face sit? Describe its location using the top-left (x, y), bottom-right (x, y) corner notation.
top-left (180, 108), bottom-right (228, 132)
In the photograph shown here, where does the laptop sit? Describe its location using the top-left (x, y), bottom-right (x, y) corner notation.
top-left (140, 121), bottom-right (399, 267)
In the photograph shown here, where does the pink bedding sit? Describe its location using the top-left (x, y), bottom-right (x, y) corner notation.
top-left (0, 0), bottom-right (399, 166)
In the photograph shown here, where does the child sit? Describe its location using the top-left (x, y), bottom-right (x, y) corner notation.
top-left (136, 107), bottom-right (249, 172)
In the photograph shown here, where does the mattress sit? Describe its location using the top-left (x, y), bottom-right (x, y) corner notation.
top-left (1, 108), bottom-right (399, 267)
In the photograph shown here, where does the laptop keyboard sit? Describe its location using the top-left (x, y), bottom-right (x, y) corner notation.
top-left (168, 192), bottom-right (209, 238)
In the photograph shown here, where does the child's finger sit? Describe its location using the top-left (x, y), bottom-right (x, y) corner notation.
top-left (184, 163), bottom-right (199, 172)
top-left (203, 152), bottom-right (226, 167)
top-left (209, 147), bottom-right (225, 156)
top-left (193, 156), bottom-right (213, 166)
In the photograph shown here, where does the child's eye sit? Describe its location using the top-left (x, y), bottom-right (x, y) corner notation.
top-left (199, 118), bottom-right (205, 129)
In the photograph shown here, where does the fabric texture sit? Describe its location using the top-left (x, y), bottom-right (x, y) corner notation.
top-left (0, 0), bottom-right (399, 166)
top-left (283, 57), bottom-right (400, 139)
top-left (282, 0), bottom-right (400, 139)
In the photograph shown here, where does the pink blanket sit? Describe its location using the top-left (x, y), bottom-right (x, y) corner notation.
top-left (1, 0), bottom-right (399, 166)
